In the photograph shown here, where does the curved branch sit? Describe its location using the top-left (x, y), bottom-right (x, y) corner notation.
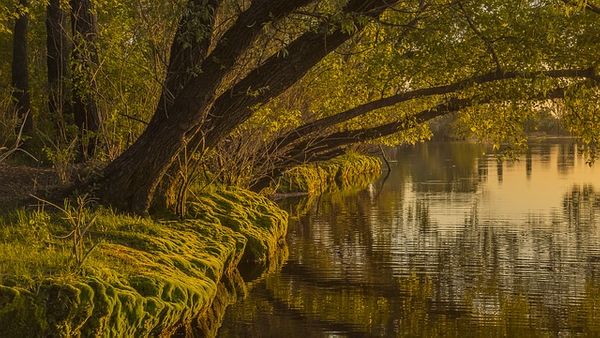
top-left (271, 67), bottom-right (598, 150)
top-left (282, 85), bottom-right (576, 165)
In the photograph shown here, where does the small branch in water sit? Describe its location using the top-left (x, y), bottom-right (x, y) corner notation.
top-left (376, 145), bottom-right (392, 199)
top-left (379, 145), bottom-right (392, 173)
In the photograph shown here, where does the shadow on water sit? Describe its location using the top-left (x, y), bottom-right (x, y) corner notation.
top-left (218, 140), bottom-right (600, 337)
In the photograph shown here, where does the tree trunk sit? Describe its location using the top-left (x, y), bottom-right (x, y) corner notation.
top-left (153, 29), bottom-right (356, 210)
top-left (151, 0), bottom-right (218, 214)
top-left (97, 109), bottom-right (193, 214)
top-left (96, 0), bottom-right (313, 213)
top-left (12, 0), bottom-right (32, 135)
top-left (71, 0), bottom-right (101, 158)
top-left (47, 0), bottom-right (70, 142)
top-left (154, 0), bottom-right (396, 212)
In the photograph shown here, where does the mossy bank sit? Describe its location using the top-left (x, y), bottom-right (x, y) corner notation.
top-left (0, 188), bottom-right (287, 337)
top-left (276, 153), bottom-right (382, 195)
top-left (0, 153), bottom-right (381, 336)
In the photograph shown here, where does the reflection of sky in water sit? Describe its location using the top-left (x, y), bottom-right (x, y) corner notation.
top-left (219, 141), bottom-right (600, 337)
top-left (395, 142), bottom-right (600, 224)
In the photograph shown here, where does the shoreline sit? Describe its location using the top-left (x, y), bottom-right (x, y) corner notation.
top-left (0, 154), bottom-right (382, 336)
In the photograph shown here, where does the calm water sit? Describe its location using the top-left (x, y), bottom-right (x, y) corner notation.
top-left (218, 141), bottom-right (600, 337)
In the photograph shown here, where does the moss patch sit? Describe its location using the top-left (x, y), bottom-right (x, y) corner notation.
top-left (276, 153), bottom-right (382, 195)
top-left (187, 187), bottom-right (288, 276)
top-left (0, 187), bottom-right (287, 337)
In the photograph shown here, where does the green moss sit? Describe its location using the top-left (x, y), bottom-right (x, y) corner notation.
top-left (0, 187), bottom-right (287, 337)
top-left (276, 153), bottom-right (382, 195)
top-left (187, 187), bottom-right (288, 275)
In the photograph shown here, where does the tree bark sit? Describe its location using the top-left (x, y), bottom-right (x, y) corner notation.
top-left (47, 0), bottom-right (70, 142)
top-left (71, 0), bottom-right (101, 158)
top-left (12, 0), bottom-right (32, 135)
top-left (151, 0), bottom-right (218, 213)
top-left (159, 0), bottom-right (218, 110)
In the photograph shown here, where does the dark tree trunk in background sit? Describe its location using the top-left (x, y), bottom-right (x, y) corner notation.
top-left (12, 0), bottom-right (32, 135)
top-left (47, 0), bottom-right (70, 142)
top-left (71, 0), bottom-right (101, 158)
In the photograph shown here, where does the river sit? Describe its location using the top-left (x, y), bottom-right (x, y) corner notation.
top-left (218, 140), bottom-right (600, 337)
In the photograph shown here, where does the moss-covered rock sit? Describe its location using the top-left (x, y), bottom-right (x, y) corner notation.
top-left (276, 153), bottom-right (382, 195)
top-left (0, 187), bottom-right (288, 337)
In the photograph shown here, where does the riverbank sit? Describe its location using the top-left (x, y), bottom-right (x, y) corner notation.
top-left (0, 187), bottom-right (287, 336)
top-left (0, 153), bottom-right (383, 336)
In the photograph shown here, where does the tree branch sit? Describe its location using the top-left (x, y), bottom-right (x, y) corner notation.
top-left (280, 84), bottom-right (581, 166)
top-left (272, 67), bottom-right (599, 150)
top-left (191, 0), bottom-right (401, 149)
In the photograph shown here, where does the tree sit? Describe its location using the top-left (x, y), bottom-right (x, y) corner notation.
top-left (11, 0), bottom-right (31, 134)
top-left (70, 0), bottom-right (101, 158)
top-left (94, 0), bottom-right (398, 213)
top-left (46, 0), bottom-right (70, 142)
top-left (50, 0), bottom-right (596, 214)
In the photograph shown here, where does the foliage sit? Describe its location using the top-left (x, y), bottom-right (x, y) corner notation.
top-left (561, 84), bottom-right (600, 162)
top-left (243, 0), bottom-right (599, 161)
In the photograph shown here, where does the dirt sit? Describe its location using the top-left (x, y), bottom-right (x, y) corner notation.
top-left (0, 164), bottom-right (60, 209)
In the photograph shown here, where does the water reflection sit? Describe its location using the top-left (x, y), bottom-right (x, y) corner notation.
top-left (218, 140), bottom-right (600, 337)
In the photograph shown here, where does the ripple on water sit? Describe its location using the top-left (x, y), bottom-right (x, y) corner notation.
top-left (219, 141), bottom-right (600, 337)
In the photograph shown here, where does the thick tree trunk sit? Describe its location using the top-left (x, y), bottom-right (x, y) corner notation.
top-left (47, 0), bottom-right (70, 142)
top-left (97, 109), bottom-right (193, 213)
top-left (153, 27), bottom-right (358, 211)
top-left (152, 0), bottom-right (218, 213)
top-left (12, 0), bottom-right (32, 134)
top-left (71, 0), bottom-right (101, 158)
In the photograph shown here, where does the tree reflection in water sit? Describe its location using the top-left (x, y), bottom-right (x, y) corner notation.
top-left (218, 141), bottom-right (600, 337)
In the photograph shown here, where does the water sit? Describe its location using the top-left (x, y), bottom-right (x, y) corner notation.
top-left (218, 140), bottom-right (600, 337)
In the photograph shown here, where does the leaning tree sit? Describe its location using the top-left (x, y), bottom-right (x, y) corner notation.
top-left (79, 0), bottom-right (599, 214)
top-left (93, 0), bottom-right (402, 213)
